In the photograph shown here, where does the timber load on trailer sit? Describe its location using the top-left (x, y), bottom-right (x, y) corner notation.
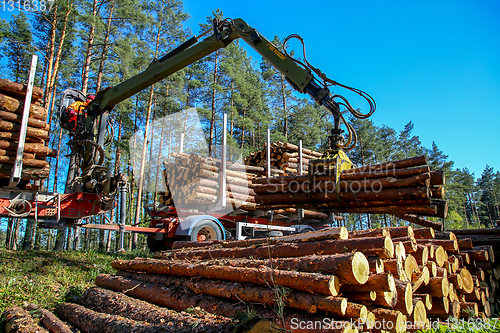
top-left (0, 78), bottom-right (53, 182)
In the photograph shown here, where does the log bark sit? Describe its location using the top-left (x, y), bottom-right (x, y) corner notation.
top-left (0, 120), bottom-right (48, 140)
top-left (25, 303), bottom-right (72, 333)
top-left (393, 279), bottom-right (413, 315)
top-left (348, 155), bottom-right (428, 174)
top-left (79, 286), bottom-right (267, 333)
top-left (0, 111), bottom-right (49, 130)
top-left (369, 308), bottom-right (407, 333)
top-left (172, 227), bottom-right (348, 250)
top-left (167, 235), bottom-right (394, 260)
top-left (0, 156), bottom-right (49, 168)
top-left (427, 297), bottom-right (449, 316)
top-left (117, 271), bottom-right (346, 315)
top-left (349, 228), bottom-right (390, 238)
top-left (417, 277), bottom-right (449, 297)
top-left (0, 93), bottom-right (47, 120)
top-left (1, 306), bottom-right (49, 333)
top-left (413, 227), bottom-right (435, 239)
top-left (0, 164), bottom-right (49, 180)
top-left (395, 214), bottom-right (443, 231)
top-left (111, 259), bottom-right (339, 296)
top-left (57, 301), bottom-right (184, 333)
top-left (0, 131), bottom-right (43, 143)
top-left (0, 140), bottom-right (56, 157)
top-left (341, 272), bottom-right (395, 292)
top-left (0, 79), bottom-right (44, 100)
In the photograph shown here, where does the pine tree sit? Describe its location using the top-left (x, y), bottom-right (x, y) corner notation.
top-left (0, 12), bottom-right (34, 82)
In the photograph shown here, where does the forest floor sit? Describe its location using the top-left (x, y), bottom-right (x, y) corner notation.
top-left (0, 248), bottom-right (150, 332)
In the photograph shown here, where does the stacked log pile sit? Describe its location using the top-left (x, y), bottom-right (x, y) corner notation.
top-left (244, 141), bottom-right (322, 174)
top-left (80, 226), bottom-right (498, 332)
top-left (254, 155), bottom-right (448, 219)
top-left (0, 78), bottom-right (55, 180)
top-left (159, 152), bottom-right (328, 220)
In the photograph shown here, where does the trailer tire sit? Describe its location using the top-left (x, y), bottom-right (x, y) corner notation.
top-left (191, 220), bottom-right (223, 242)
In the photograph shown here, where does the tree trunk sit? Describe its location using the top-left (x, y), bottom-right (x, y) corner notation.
top-left (208, 50), bottom-right (219, 157)
top-left (81, 0), bottom-right (98, 95)
top-left (22, 220), bottom-right (35, 250)
top-left (2, 306), bottom-right (48, 333)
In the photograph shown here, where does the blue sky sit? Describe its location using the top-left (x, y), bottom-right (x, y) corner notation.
top-left (1, 0), bottom-right (499, 178)
top-left (181, 0), bottom-right (500, 178)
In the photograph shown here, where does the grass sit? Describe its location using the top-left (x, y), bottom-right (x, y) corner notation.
top-left (421, 318), bottom-right (500, 333)
top-left (0, 248), bottom-right (149, 315)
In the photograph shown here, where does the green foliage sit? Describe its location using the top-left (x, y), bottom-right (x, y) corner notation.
top-left (0, 248), bottom-right (138, 313)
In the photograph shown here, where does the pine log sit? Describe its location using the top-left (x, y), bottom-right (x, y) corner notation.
top-left (431, 186), bottom-right (445, 199)
top-left (0, 140), bottom-right (56, 157)
top-left (348, 155), bottom-right (428, 174)
top-left (367, 256), bottom-right (385, 274)
top-left (417, 277), bottom-right (449, 297)
top-left (341, 291), bottom-right (376, 303)
top-left (431, 199), bottom-right (448, 219)
top-left (449, 301), bottom-right (460, 319)
top-left (410, 300), bottom-right (427, 331)
top-left (458, 268), bottom-right (474, 294)
top-left (413, 293), bottom-right (433, 310)
top-left (434, 246), bottom-right (447, 267)
top-left (460, 302), bottom-right (479, 318)
top-left (172, 227), bottom-right (347, 250)
top-left (426, 261), bottom-right (437, 277)
top-left (395, 242), bottom-right (407, 263)
top-left (0, 164), bottom-right (49, 179)
top-left (404, 255), bottom-right (420, 281)
top-left (430, 170), bottom-right (445, 186)
top-left (110, 259), bottom-right (339, 296)
top-left (80, 288), bottom-right (255, 333)
top-left (393, 279), bottom-right (413, 315)
top-left (434, 231), bottom-right (457, 240)
top-left (0, 131), bottom-right (43, 143)
top-left (341, 272), bottom-right (395, 292)
top-left (333, 205), bottom-right (438, 216)
top-left (369, 308), bottom-right (407, 333)
top-left (383, 258), bottom-right (406, 281)
top-left (0, 149), bottom-right (34, 159)
top-left (394, 236), bottom-right (417, 253)
top-left (427, 297), bottom-right (449, 316)
top-left (374, 291), bottom-right (397, 308)
top-left (458, 238), bottom-right (474, 251)
top-left (95, 274), bottom-right (253, 318)
top-left (0, 79), bottom-right (43, 99)
top-left (57, 302), bottom-right (191, 333)
top-left (395, 214), bottom-right (443, 231)
top-left (0, 120), bottom-right (48, 140)
top-left (156, 236), bottom-right (394, 261)
top-left (112, 272), bottom-right (345, 316)
top-left (255, 186), bottom-right (431, 206)
top-left (349, 228), bottom-right (390, 238)
top-left (0, 93), bottom-right (47, 120)
top-left (25, 303), bottom-right (72, 333)
top-left (0, 110), bottom-right (49, 130)
top-left (462, 249), bottom-right (489, 262)
top-left (414, 245), bottom-right (429, 265)
top-left (344, 302), bottom-right (368, 321)
top-left (416, 239), bottom-right (458, 253)
top-left (0, 156), bottom-right (49, 168)
top-left (413, 227), bottom-right (435, 239)
top-left (2, 306), bottom-right (48, 333)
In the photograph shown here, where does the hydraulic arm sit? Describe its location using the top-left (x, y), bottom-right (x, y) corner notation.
top-left (63, 17), bottom-right (375, 204)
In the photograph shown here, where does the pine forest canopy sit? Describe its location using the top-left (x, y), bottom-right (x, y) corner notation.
top-left (0, 1), bottom-right (498, 252)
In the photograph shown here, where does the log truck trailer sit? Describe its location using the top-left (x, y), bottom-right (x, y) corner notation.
top-left (0, 17), bottom-right (375, 251)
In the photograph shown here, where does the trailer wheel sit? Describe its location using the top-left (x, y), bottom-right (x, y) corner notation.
top-left (191, 220), bottom-right (223, 242)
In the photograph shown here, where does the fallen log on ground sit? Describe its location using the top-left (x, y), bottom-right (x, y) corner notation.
top-left (79, 287), bottom-right (268, 333)
top-left (25, 303), bottom-right (72, 333)
top-left (2, 306), bottom-right (49, 333)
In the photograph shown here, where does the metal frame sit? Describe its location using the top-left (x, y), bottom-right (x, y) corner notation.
top-left (235, 222), bottom-right (297, 240)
